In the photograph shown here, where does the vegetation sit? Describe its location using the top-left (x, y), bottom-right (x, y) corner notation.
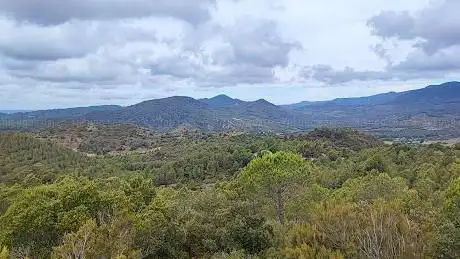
top-left (1, 82), bottom-right (459, 138)
top-left (0, 127), bottom-right (459, 258)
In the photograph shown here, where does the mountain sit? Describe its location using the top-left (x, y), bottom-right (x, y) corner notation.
top-left (0, 82), bottom-right (459, 138)
top-left (332, 92), bottom-right (400, 106)
top-left (285, 82), bottom-right (460, 139)
top-left (82, 95), bottom-right (301, 132)
top-left (288, 81), bottom-right (460, 114)
top-left (390, 81), bottom-right (460, 105)
top-left (288, 82), bottom-right (460, 109)
top-left (4, 105), bottom-right (122, 120)
top-left (283, 92), bottom-right (400, 110)
top-left (200, 94), bottom-right (243, 107)
top-left (236, 99), bottom-right (293, 121)
top-left (0, 110), bottom-right (32, 114)
top-left (85, 96), bottom-right (220, 131)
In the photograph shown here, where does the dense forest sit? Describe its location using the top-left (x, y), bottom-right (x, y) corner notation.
top-left (0, 126), bottom-right (459, 258)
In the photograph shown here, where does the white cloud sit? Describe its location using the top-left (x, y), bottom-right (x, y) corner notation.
top-left (0, 0), bottom-right (457, 109)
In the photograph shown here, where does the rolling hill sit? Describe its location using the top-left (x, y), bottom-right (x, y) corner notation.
top-left (287, 81), bottom-right (460, 120)
top-left (285, 82), bottom-right (460, 110)
top-left (0, 82), bottom-right (459, 138)
top-left (4, 105), bottom-right (122, 120)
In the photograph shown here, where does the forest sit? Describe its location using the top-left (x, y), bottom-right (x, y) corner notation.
top-left (0, 126), bottom-right (459, 258)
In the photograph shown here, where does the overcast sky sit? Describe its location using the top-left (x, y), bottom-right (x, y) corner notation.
top-left (0, 0), bottom-right (459, 109)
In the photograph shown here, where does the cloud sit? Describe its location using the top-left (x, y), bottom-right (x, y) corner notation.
top-left (1, 0), bottom-right (459, 109)
top-left (0, 18), bottom-right (169, 62)
top-left (8, 53), bottom-right (134, 85)
top-left (144, 19), bottom-right (301, 87)
top-left (304, 65), bottom-right (392, 85)
top-left (0, 15), bottom-right (298, 89)
top-left (392, 45), bottom-right (460, 73)
top-left (368, 0), bottom-right (460, 53)
top-left (0, 0), bottom-right (215, 26)
top-left (303, 0), bottom-right (460, 85)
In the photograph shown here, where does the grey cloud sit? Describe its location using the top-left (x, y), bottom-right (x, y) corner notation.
top-left (150, 54), bottom-right (204, 79)
top-left (0, 22), bottom-right (91, 61)
top-left (392, 46), bottom-right (460, 73)
top-left (0, 0), bottom-right (214, 25)
top-left (305, 50), bottom-right (460, 84)
top-left (339, 0), bottom-right (460, 84)
top-left (0, 8), bottom-right (299, 92)
top-left (225, 21), bottom-right (301, 68)
top-left (370, 44), bottom-right (392, 65)
top-left (209, 64), bottom-right (276, 86)
top-left (305, 65), bottom-right (392, 85)
top-left (1, 57), bottom-right (40, 71)
top-left (367, 11), bottom-right (415, 40)
top-left (368, 0), bottom-right (460, 54)
top-left (7, 54), bottom-right (135, 86)
top-left (0, 19), bottom-right (161, 62)
top-left (11, 72), bottom-right (117, 85)
top-left (205, 20), bottom-right (300, 85)
top-left (146, 19), bottom-right (300, 87)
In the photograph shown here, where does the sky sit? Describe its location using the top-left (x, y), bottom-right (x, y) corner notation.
top-left (0, 0), bottom-right (459, 109)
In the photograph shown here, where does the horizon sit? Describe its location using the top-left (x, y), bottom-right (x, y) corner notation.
top-left (2, 80), bottom-right (457, 111)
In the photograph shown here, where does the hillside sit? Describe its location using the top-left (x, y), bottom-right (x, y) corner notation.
top-left (286, 82), bottom-right (460, 138)
top-left (0, 133), bottom-right (123, 185)
top-left (38, 123), bottom-right (157, 155)
top-left (0, 82), bottom-right (459, 138)
top-left (6, 105), bottom-right (122, 120)
top-left (290, 128), bottom-right (383, 151)
top-left (392, 82), bottom-right (460, 104)
top-left (285, 82), bottom-right (460, 109)
top-left (1, 129), bottom-right (459, 258)
top-left (84, 96), bottom-right (221, 131)
top-left (283, 92), bottom-right (400, 109)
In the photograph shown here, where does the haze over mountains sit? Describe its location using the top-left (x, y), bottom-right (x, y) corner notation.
top-left (1, 82), bottom-right (459, 138)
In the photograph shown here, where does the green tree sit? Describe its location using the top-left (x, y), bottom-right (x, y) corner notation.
top-left (0, 247), bottom-right (9, 259)
top-left (239, 152), bottom-right (311, 224)
top-left (437, 177), bottom-right (460, 258)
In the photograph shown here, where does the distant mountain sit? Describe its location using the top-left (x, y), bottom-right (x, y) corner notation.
top-left (5, 105), bottom-right (122, 120)
top-left (1, 82), bottom-right (459, 138)
top-left (390, 81), bottom-right (460, 105)
top-left (85, 96), bottom-right (220, 131)
top-left (286, 82), bottom-right (460, 138)
top-left (200, 94), bottom-right (243, 107)
top-left (235, 99), bottom-right (294, 121)
top-left (287, 82), bottom-right (460, 110)
top-left (332, 92), bottom-right (400, 106)
top-left (82, 96), bottom-right (300, 132)
top-left (283, 92), bottom-right (400, 110)
top-left (0, 110), bottom-right (33, 114)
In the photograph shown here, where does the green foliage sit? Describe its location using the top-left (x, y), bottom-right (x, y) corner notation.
top-left (0, 247), bottom-right (9, 259)
top-left (0, 129), bottom-right (459, 258)
top-left (239, 152), bottom-right (312, 224)
top-left (0, 133), bottom-right (125, 185)
top-left (436, 178), bottom-right (460, 258)
top-left (291, 128), bottom-right (384, 151)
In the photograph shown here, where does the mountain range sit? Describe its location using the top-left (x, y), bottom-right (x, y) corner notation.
top-left (1, 82), bottom-right (459, 138)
